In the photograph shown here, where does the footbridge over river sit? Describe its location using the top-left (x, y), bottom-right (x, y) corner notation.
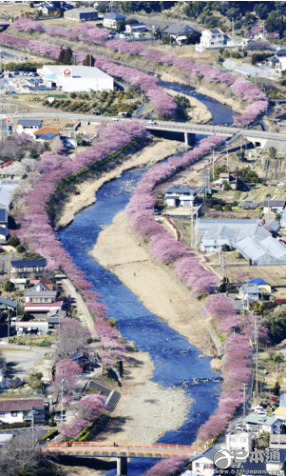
top-left (43, 441), bottom-right (203, 475)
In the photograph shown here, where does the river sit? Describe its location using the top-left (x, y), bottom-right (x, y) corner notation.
top-left (57, 86), bottom-right (236, 475)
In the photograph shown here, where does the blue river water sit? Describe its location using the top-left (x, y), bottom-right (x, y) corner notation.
top-left (57, 88), bottom-right (235, 474)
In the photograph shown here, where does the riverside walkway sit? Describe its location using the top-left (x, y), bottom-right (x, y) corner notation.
top-left (43, 441), bottom-right (203, 475)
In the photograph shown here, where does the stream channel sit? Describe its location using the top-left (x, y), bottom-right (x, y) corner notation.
top-left (57, 84), bottom-right (236, 475)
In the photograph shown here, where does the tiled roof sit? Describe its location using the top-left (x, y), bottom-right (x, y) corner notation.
top-left (17, 119), bottom-right (42, 128)
top-left (34, 127), bottom-right (60, 136)
top-left (0, 398), bottom-right (44, 412)
top-left (11, 259), bottom-right (47, 268)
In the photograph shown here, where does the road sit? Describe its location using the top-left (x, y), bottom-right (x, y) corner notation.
top-left (57, 276), bottom-right (99, 341)
top-left (5, 111), bottom-right (286, 142)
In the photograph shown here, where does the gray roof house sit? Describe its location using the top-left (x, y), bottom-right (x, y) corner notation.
top-left (103, 12), bottom-right (126, 29)
top-left (238, 283), bottom-right (260, 301)
top-left (64, 7), bottom-right (98, 22)
top-left (11, 259), bottom-right (47, 278)
top-left (17, 119), bottom-right (42, 137)
top-left (263, 200), bottom-right (286, 212)
top-left (163, 23), bottom-right (194, 38)
top-left (192, 447), bottom-right (218, 476)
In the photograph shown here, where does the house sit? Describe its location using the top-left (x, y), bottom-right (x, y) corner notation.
top-left (37, 5), bottom-right (57, 15)
top-left (244, 414), bottom-right (283, 434)
top-left (270, 434), bottom-right (286, 449)
top-left (16, 320), bottom-right (49, 335)
top-left (11, 259), bottom-right (47, 278)
top-left (64, 7), bottom-right (98, 22)
top-left (215, 173), bottom-right (237, 190)
top-left (263, 200), bottom-right (286, 214)
top-left (191, 447), bottom-right (217, 476)
top-left (24, 290), bottom-right (57, 304)
top-left (0, 398), bottom-right (46, 425)
top-left (125, 22), bottom-right (148, 35)
top-left (103, 12), bottom-right (126, 30)
top-left (163, 23), bottom-right (194, 44)
top-left (0, 162), bottom-right (27, 180)
top-left (164, 185), bottom-right (199, 208)
top-left (199, 28), bottom-right (229, 49)
top-left (24, 301), bottom-right (63, 320)
top-left (268, 48), bottom-right (286, 71)
top-left (30, 278), bottom-right (54, 292)
top-left (68, 352), bottom-right (96, 371)
top-left (0, 207), bottom-right (8, 243)
top-left (238, 283), bottom-right (260, 301)
top-left (34, 127), bottom-right (60, 142)
top-left (249, 278), bottom-right (271, 294)
top-left (17, 119), bottom-right (42, 137)
top-left (226, 431), bottom-right (252, 455)
top-left (46, 308), bottom-right (66, 326)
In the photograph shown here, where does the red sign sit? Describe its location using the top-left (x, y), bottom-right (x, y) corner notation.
top-left (63, 68), bottom-right (72, 78)
top-left (6, 118), bottom-right (12, 124)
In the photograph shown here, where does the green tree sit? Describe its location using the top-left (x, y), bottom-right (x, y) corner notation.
top-left (265, 309), bottom-right (286, 344)
top-left (82, 54), bottom-right (95, 67)
top-left (269, 146), bottom-right (277, 159)
top-left (3, 280), bottom-right (15, 292)
top-left (8, 234), bottom-right (20, 248)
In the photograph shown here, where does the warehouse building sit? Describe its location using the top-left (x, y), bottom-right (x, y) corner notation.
top-left (37, 65), bottom-right (114, 93)
top-left (64, 7), bottom-right (98, 22)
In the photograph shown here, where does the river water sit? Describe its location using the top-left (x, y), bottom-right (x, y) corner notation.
top-left (57, 86), bottom-right (236, 475)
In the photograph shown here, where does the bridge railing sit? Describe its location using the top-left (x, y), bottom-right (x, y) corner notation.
top-left (46, 441), bottom-right (204, 451)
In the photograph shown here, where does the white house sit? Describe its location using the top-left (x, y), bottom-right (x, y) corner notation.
top-left (125, 23), bottom-right (148, 35)
top-left (199, 28), bottom-right (229, 49)
top-left (164, 185), bottom-right (199, 208)
top-left (0, 162), bottom-right (27, 180)
top-left (37, 65), bottom-right (114, 93)
top-left (244, 414), bottom-right (283, 434)
top-left (17, 119), bottom-right (42, 137)
top-left (0, 398), bottom-right (45, 425)
top-left (238, 283), bottom-right (260, 301)
top-left (263, 200), bottom-right (286, 214)
top-left (16, 321), bottom-right (49, 335)
top-left (191, 447), bottom-right (217, 476)
top-left (103, 12), bottom-right (126, 30)
top-left (226, 431), bottom-right (252, 455)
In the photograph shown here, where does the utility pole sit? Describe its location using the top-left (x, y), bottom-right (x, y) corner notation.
top-left (212, 150), bottom-right (215, 181)
top-left (32, 409), bottom-right (35, 441)
top-left (243, 383), bottom-right (247, 419)
top-left (190, 198), bottom-right (194, 249)
top-left (232, 17), bottom-right (235, 41)
top-left (61, 378), bottom-right (65, 425)
top-left (254, 314), bottom-right (259, 395)
top-left (226, 147), bottom-right (229, 170)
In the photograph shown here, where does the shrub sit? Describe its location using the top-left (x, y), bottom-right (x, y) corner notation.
top-left (8, 234), bottom-right (20, 247)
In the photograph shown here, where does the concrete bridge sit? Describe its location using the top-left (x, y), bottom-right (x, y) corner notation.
top-left (43, 441), bottom-right (203, 475)
top-left (7, 111), bottom-right (286, 147)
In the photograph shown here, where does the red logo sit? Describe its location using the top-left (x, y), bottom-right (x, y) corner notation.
top-left (63, 69), bottom-right (72, 77)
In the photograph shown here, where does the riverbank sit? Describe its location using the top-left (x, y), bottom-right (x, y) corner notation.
top-left (164, 87), bottom-right (212, 123)
top-left (55, 138), bottom-right (182, 230)
top-left (91, 211), bottom-right (216, 357)
top-left (61, 349), bottom-right (190, 476)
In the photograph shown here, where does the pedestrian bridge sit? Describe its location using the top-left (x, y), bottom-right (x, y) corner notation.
top-left (43, 441), bottom-right (203, 475)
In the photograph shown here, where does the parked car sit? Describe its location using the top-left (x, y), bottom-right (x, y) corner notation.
top-left (148, 120), bottom-right (157, 125)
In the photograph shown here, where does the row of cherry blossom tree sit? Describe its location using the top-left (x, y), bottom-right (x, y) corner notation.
top-left (126, 136), bottom-right (224, 296)
top-left (12, 121), bottom-right (147, 374)
top-left (13, 17), bottom-right (110, 42)
top-left (105, 40), bottom-right (268, 127)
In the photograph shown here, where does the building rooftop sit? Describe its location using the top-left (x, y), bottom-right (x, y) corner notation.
top-left (263, 200), bottom-right (286, 208)
top-left (245, 413), bottom-right (281, 425)
top-left (274, 406), bottom-right (286, 417)
top-left (192, 446), bottom-right (218, 462)
top-left (24, 290), bottom-right (57, 298)
top-left (0, 208), bottom-right (7, 223)
top-left (165, 185), bottom-right (197, 195)
top-left (17, 119), bottom-right (42, 128)
top-left (34, 127), bottom-right (60, 136)
top-left (0, 398), bottom-right (44, 412)
top-left (11, 259), bottom-right (47, 268)
top-left (40, 65), bottom-right (112, 81)
top-left (0, 297), bottom-right (17, 309)
top-left (164, 23), bottom-right (194, 35)
top-left (104, 12), bottom-right (126, 20)
top-left (249, 278), bottom-right (270, 286)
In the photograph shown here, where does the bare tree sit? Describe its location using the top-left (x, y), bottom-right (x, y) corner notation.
top-left (0, 432), bottom-right (42, 476)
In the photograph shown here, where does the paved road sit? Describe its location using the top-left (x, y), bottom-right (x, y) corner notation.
top-left (57, 276), bottom-right (99, 341)
top-left (4, 111), bottom-right (285, 142)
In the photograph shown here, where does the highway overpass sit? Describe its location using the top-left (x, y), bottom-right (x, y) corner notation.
top-left (5, 111), bottom-right (286, 146)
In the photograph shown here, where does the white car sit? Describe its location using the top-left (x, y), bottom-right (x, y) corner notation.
top-left (112, 117), bottom-right (119, 122)
top-left (148, 120), bottom-right (157, 125)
